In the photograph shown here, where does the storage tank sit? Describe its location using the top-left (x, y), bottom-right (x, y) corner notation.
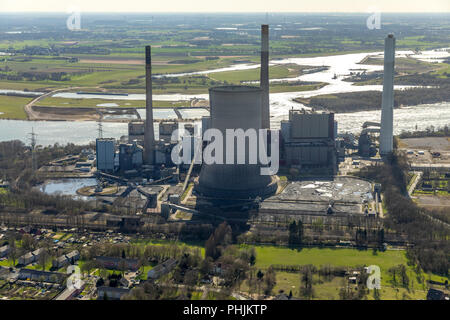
top-left (195, 86), bottom-right (276, 199)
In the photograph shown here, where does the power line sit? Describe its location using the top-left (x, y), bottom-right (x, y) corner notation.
top-left (98, 119), bottom-right (103, 139)
top-left (28, 127), bottom-right (37, 172)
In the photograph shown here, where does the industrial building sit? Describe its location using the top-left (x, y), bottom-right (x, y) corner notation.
top-left (128, 121), bottom-right (145, 143)
top-left (195, 86), bottom-right (277, 199)
top-left (159, 121), bottom-right (178, 142)
top-left (118, 141), bottom-right (143, 172)
top-left (96, 138), bottom-right (115, 172)
top-left (280, 109), bottom-right (337, 173)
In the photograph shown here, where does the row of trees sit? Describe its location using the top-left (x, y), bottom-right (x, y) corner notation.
top-left (356, 151), bottom-right (450, 275)
top-left (304, 85), bottom-right (450, 113)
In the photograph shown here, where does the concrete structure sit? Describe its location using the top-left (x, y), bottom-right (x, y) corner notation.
top-left (195, 86), bottom-right (277, 199)
top-left (202, 116), bottom-right (211, 137)
top-left (159, 121), bottom-right (178, 142)
top-left (144, 45), bottom-right (155, 164)
top-left (119, 141), bottom-right (143, 171)
top-left (379, 34), bottom-right (396, 155)
top-left (260, 24), bottom-right (270, 129)
top-left (281, 109), bottom-right (337, 171)
top-left (96, 138), bottom-right (115, 172)
top-left (128, 121), bottom-right (145, 143)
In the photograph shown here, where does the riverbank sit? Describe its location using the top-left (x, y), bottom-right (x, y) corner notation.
top-left (294, 87), bottom-right (450, 113)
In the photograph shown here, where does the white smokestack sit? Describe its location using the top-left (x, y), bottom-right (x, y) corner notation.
top-left (144, 45), bottom-right (155, 164)
top-left (380, 34), bottom-right (395, 155)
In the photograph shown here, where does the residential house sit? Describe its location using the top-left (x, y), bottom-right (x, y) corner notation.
top-left (18, 268), bottom-right (66, 283)
top-left (52, 250), bottom-right (80, 269)
top-left (0, 245), bottom-right (9, 258)
top-left (147, 258), bottom-right (177, 280)
top-left (95, 256), bottom-right (139, 271)
top-left (427, 288), bottom-right (448, 300)
top-left (97, 286), bottom-right (130, 300)
top-left (18, 248), bottom-right (44, 266)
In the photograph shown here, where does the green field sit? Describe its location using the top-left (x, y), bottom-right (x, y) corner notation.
top-left (209, 64), bottom-right (307, 83)
top-left (38, 97), bottom-right (189, 109)
top-left (253, 246), bottom-right (405, 269)
top-left (251, 246), bottom-right (447, 300)
top-left (0, 95), bottom-right (31, 119)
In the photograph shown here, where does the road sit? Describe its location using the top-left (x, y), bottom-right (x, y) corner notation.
top-left (24, 86), bottom-right (101, 120)
top-left (408, 171), bottom-right (422, 197)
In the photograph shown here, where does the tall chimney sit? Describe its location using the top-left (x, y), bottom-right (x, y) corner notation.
top-left (260, 24), bottom-right (270, 129)
top-left (144, 45), bottom-right (155, 164)
top-left (380, 34), bottom-right (395, 155)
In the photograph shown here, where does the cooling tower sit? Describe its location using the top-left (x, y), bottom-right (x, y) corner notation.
top-left (260, 24), bottom-right (270, 129)
top-left (379, 34), bottom-right (395, 155)
top-left (195, 86), bottom-right (277, 199)
top-left (144, 45), bottom-right (155, 164)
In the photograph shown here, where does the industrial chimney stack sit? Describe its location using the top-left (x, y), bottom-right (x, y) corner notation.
top-left (379, 34), bottom-right (395, 156)
top-left (260, 24), bottom-right (270, 129)
top-left (144, 45), bottom-right (155, 164)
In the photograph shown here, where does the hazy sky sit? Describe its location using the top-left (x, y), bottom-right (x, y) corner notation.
top-left (1, 0), bottom-right (449, 13)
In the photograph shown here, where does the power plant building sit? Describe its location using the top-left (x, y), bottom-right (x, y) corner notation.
top-left (128, 121), bottom-right (145, 143)
top-left (195, 86), bottom-right (277, 199)
top-left (281, 110), bottom-right (337, 172)
top-left (119, 141), bottom-right (143, 172)
top-left (96, 138), bottom-right (115, 172)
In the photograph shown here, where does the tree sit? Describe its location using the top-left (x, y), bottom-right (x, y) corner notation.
top-left (8, 240), bottom-right (17, 267)
top-left (264, 267), bottom-right (277, 295)
top-left (81, 260), bottom-right (96, 276)
top-left (21, 234), bottom-right (35, 251)
top-left (300, 265), bottom-right (316, 299)
top-left (184, 269), bottom-right (198, 288)
top-left (256, 270), bottom-right (264, 296)
top-left (118, 259), bottom-right (127, 276)
top-left (205, 222), bottom-right (232, 260)
top-left (38, 248), bottom-right (50, 271)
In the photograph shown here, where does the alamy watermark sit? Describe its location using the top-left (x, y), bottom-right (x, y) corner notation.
top-left (66, 265), bottom-right (83, 290)
top-left (66, 7), bottom-right (81, 31)
top-left (171, 126), bottom-right (279, 176)
top-left (366, 7), bottom-right (381, 30)
top-left (366, 265), bottom-right (381, 289)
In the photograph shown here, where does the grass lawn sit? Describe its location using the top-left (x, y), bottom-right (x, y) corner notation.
top-left (38, 96), bottom-right (188, 108)
top-left (273, 271), bottom-right (429, 300)
top-left (250, 246), bottom-right (447, 300)
top-left (0, 258), bottom-right (16, 267)
top-left (136, 265), bottom-right (153, 280)
top-left (0, 95), bottom-right (32, 119)
top-left (252, 246), bottom-right (406, 270)
top-left (130, 238), bottom-right (205, 256)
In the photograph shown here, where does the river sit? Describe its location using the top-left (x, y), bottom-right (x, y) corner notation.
top-left (0, 48), bottom-right (448, 145)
